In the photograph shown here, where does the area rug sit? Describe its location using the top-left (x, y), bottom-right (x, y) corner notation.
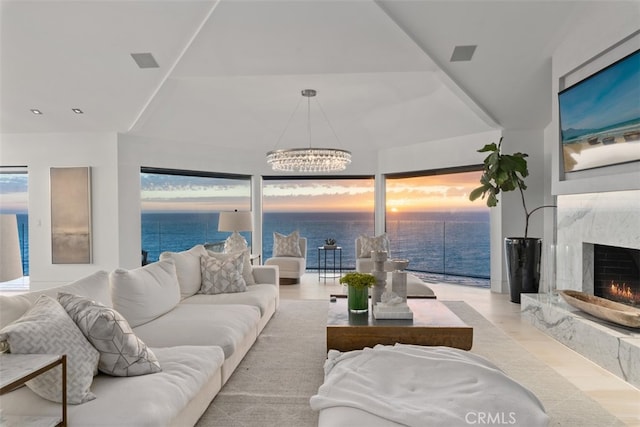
top-left (195, 299), bottom-right (624, 427)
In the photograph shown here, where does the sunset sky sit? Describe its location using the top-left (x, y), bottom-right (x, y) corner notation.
top-left (0, 171), bottom-right (488, 213)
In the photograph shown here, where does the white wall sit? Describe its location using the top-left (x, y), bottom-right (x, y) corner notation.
top-left (0, 132), bottom-right (120, 288)
top-left (378, 130), bottom-right (501, 175)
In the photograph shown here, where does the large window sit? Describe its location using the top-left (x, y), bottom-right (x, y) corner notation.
top-left (262, 177), bottom-right (375, 269)
top-left (0, 168), bottom-right (28, 277)
top-left (140, 168), bottom-right (251, 263)
top-left (386, 168), bottom-right (489, 283)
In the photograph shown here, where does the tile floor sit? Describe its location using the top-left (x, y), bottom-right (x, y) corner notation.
top-left (281, 273), bottom-right (640, 426)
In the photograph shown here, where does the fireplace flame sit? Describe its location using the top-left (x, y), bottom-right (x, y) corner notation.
top-left (607, 281), bottom-right (640, 305)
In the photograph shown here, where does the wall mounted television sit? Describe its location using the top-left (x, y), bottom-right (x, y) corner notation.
top-left (558, 49), bottom-right (640, 173)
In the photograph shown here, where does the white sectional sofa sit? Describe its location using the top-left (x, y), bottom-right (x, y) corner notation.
top-left (0, 244), bottom-right (279, 426)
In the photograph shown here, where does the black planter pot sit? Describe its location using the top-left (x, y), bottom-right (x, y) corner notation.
top-left (504, 237), bottom-right (542, 304)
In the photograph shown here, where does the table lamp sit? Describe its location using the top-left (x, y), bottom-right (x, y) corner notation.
top-left (218, 210), bottom-right (253, 253)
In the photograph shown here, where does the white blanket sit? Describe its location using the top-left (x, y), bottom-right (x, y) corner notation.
top-left (310, 344), bottom-right (549, 427)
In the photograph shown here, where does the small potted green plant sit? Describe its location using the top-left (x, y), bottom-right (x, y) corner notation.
top-left (324, 238), bottom-right (337, 249)
top-left (340, 272), bottom-right (375, 313)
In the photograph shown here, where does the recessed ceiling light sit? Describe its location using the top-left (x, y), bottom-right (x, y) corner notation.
top-left (30, 109), bottom-right (42, 115)
top-left (72, 108), bottom-right (84, 114)
top-left (450, 45), bottom-right (477, 62)
top-left (130, 52), bottom-right (159, 69)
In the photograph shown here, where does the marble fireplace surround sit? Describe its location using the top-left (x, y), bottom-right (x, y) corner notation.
top-left (522, 190), bottom-right (640, 388)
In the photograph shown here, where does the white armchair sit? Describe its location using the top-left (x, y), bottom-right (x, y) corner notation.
top-left (265, 237), bottom-right (307, 285)
top-left (355, 234), bottom-right (392, 273)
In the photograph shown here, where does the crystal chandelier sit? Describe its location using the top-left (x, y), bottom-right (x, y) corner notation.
top-left (267, 89), bottom-right (351, 173)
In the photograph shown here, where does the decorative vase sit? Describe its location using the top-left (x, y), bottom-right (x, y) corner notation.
top-left (505, 237), bottom-right (542, 304)
top-left (348, 286), bottom-right (369, 313)
top-left (392, 272), bottom-right (408, 302)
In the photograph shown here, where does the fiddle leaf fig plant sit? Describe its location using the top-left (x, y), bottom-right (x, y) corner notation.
top-left (469, 137), bottom-right (555, 238)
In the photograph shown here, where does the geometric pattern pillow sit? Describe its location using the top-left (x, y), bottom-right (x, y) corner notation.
top-left (57, 293), bottom-right (162, 377)
top-left (0, 295), bottom-right (99, 404)
top-left (205, 249), bottom-right (256, 286)
top-left (358, 233), bottom-right (390, 258)
top-left (199, 251), bottom-right (247, 295)
top-left (273, 230), bottom-right (302, 257)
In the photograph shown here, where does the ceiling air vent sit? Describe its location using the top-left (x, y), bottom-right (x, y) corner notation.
top-left (131, 53), bottom-right (159, 69)
top-left (450, 45), bottom-right (477, 62)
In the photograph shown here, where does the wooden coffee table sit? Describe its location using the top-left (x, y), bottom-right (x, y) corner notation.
top-left (326, 297), bottom-right (473, 352)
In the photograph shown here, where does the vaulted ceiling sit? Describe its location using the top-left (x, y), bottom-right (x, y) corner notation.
top-left (1, 1), bottom-right (605, 154)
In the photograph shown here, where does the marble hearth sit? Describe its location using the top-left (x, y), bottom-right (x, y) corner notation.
top-left (522, 294), bottom-right (640, 388)
top-left (522, 190), bottom-right (640, 388)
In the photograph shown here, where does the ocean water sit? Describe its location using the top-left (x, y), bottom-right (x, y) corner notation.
top-left (16, 213), bottom-right (29, 276)
top-left (13, 212), bottom-right (490, 284)
top-left (142, 211), bottom-right (490, 281)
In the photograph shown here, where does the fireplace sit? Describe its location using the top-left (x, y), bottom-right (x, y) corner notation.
top-left (593, 244), bottom-right (640, 307)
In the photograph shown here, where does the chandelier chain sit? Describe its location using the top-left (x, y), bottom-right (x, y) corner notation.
top-left (272, 96), bottom-right (304, 151)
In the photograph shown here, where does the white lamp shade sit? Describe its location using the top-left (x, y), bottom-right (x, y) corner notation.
top-left (0, 214), bottom-right (24, 282)
top-left (218, 211), bottom-right (253, 232)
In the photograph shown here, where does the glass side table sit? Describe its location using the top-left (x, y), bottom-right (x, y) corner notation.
top-left (318, 246), bottom-right (342, 283)
top-left (0, 354), bottom-right (67, 427)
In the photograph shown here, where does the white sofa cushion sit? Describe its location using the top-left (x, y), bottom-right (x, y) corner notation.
top-left (273, 231), bottom-right (302, 257)
top-left (110, 259), bottom-right (181, 328)
top-left (133, 304), bottom-right (260, 358)
top-left (58, 292), bottom-right (162, 377)
top-left (0, 270), bottom-right (112, 329)
top-left (160, 244), bottom-right (207, 298)
top-left (0, 295), bottom-right (99, 404)
top-left (0, 345), bottom-right (225, 426)
top-left (200, 251), bottom-right (247, 294)
top-left (183, 284), bottom-right (278, 316)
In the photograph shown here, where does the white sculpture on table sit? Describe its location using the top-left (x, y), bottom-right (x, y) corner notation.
top-left (370, 251), bottom-right (388, 304)
top-left (373, 290), bottom-right (413, 320)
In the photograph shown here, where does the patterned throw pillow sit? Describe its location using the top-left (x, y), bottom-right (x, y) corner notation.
top-left (205, 249), bottom-right (256, 286)
top-left (358, 233), bottom-right (390, 258)
top-left (199, 251), bottom-right (247, 294)
top-left (0, 295), bottom-right (99, 404)
top-left (57, 293), bottom-right (162, 377)
top-left (273, 231), bottom-right (302, 257)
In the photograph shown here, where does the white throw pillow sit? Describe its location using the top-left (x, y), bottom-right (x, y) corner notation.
top-left (199, 251), bottom-right (247, 294)
top-left (0, 295), bottom-right (99, 404)
top-left (358, 233), bottom-right (390, 258)
top-left (58, 292), bottom-right (162, 377)
top-left (160, 245), bottom-right (207, 298)
top-left (0, 270), bottom-right (112, 329)
top-left (205, 249), bottom-right (256, 286)
top-left (273, 231), bottom-right (302, 257)
top-left (109, 259), bottom-right (181, 328)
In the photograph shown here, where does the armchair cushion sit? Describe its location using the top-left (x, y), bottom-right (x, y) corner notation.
top-left (357, 233), bottom-right (390, 258)
top-left (273, 231), bottom-right (303, 257)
